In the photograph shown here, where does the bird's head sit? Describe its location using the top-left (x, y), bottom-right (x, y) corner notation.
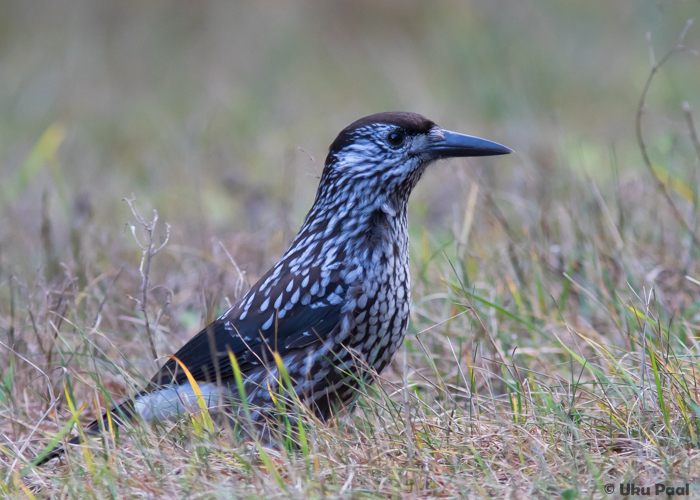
top-left (318, 112), bottom-right (511, 210)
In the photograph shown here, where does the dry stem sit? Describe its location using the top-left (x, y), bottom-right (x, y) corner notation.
top-left (124, 196), bottom-right (171, 363)
top-left (635, 20), bottom-right (700, 248)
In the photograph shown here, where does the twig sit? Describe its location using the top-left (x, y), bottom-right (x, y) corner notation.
top-left (681, 102), bottom-right (700, 291)
top-left (589, 177), bottom-right (624, 250)
top-left (92, 266), bottom-right (123, 328)
top-left (635, 20), bottom-right (700, 248)
top-left (457, 182), bottom-right (479, 257)
top-left (152, 288), bottom-right (172, 344)
top-left (683, 102), bottom-right (700, 163)
top-left (638, 288), bottom-right (653, 413)
top-left (403, 346), bottom-right (413, 469)
top-left (218, 241), bottom-right (248, 300)
top-left (483, 190), bottom-right (526, 286)
top-left (297, 147), bottom-right (320, 179)
top-left (8, 274), bottom-right (14, 348)
top-left (124, 196), bottom-right (171, 362)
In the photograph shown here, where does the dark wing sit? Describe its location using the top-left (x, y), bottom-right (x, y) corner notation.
top-left (150, 265), bottom-right (348, 388)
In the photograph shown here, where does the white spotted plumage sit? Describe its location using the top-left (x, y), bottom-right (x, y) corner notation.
top-left (38, 113), bottom-right (509, 466)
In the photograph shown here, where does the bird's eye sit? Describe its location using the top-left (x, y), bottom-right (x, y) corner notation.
top-left (387, 131), bottom-right (405, 147)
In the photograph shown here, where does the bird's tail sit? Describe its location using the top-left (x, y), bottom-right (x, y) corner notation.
top-left (34, 400), bottom-right (137, 466)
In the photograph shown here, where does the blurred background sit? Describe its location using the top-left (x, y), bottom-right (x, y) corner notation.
top-left (0, 0), bottom-right (699, 373)
top-left (3, 3), bottom-right (700, 492)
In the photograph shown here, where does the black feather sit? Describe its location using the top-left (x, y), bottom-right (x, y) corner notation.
top-left (151, 274), bottom-right (348, 387)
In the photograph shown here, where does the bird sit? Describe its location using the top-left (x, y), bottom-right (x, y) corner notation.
top-left (36, 111), bottom-right (510, 465)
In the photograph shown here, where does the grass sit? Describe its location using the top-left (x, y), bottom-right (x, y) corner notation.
top-left (1, 1), bottom-right (700, 498)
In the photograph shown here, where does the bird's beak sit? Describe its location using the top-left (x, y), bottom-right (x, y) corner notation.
top-left (425, 129), bottom-right (512, 159)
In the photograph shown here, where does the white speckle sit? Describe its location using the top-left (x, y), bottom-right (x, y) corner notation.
top-left (310, 281), bottom-right (319, 295)
top-left (327, 293), bottom-right (342, 305)
top-left (239, 310), bottom-right (248, 321)
top-left (324, 247), bottom-right (338, 265)
top-left (245, 293), bottom-right (255, 309)
top-left (260, 297), bottom-right (270, 313)
top-left (274, 294), bottom-right (283, 309)
top-left (345, 268), bottom-right (360, 283)
top-left (299, 241), bottom-right (318, 262)
top-left (301, 293), bottom-right (311, 305)
top-left (302, 276), bottom-right (310, 288)
top-left (291, 288), bottom-right (300, 304)
top-left (357, 294), bottom-right (368, 309)
top-left (262, 314), bottom-right (274, 330)
top-left (286, 280), bottom-right (294, 292)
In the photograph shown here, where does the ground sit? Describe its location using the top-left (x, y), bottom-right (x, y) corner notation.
top-left (1, 1), bottom-right (700, 498)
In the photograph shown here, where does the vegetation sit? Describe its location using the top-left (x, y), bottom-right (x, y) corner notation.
top-left (1, 2), bottom-right (699, 498)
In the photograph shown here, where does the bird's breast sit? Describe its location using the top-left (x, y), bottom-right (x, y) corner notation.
top-left (345, 212), bottom-right (411, 372)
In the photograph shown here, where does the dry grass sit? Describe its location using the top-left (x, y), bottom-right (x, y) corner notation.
top-left (4, 122), bottom-right (700, 497)
top-left (2, 2), bottom-right (700, 499)
top-left (4, 174), bottom-right (700, 499)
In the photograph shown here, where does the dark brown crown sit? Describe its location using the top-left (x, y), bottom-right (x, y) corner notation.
top-left (327, 112), bottom-right (436, 159)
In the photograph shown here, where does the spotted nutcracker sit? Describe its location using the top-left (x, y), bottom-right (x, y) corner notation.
top-left (38, 112), bottom-right (510, 464)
